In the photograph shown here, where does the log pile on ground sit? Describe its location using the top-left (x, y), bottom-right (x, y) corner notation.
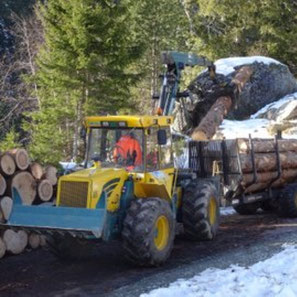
top-left (0, 148), bottom-right (56, 259)
top-left (232, 138), bottom-right (297, 193)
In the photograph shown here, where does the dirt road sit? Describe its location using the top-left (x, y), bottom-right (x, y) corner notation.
top-left (1, 211), bottom-right (297, 297)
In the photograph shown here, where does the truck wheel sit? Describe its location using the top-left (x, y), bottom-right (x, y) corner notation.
top-left (233, 203), bottom-right (259, 215)
top-left (278, 185), bottom-right (297, 217)
top-left (122, 198), bottom-right (175, 266)
top-left (182, 180), bottom-right (219, 241)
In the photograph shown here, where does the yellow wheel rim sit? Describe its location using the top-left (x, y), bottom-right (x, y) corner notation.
top-left (208, 197), bottom-right (217, 225)
top-left (154, 215), bottom-right (169, 251)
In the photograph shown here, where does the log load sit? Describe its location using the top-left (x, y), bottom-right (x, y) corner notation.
top-left (192, 66), bottom-right (253, 140)
top-left (7, 171), bottom-right (37, 205)
top-left (0, 153), bottom-right (16, 176)
top-left (9, 148), bottom-right (30, 170)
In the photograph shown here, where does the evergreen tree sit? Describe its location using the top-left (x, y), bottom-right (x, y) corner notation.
top-left (28, 0), bottom-right (143, 164)
top-left (131, 0), bottom-right (192, 114)
top-left (192, 0), bottom-right (297, 73)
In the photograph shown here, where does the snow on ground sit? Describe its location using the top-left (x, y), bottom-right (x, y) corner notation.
top-left (214, 56), bottom-right (281, 76)
top-left (220, 206), bottom-right (236, 216)
top-left (141, 244), bottom-right (297, 297)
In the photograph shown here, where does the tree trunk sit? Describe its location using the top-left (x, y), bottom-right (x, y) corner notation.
top-left (28, 233), bottom-right (40, 249)
top-left (3, 229), bottom-right (28, 255)
top-left (0, 197), bottom-right (13, 221)
top-left (6, 171), bottom-right (37, 205)
top-left (43, 165), bottom-right (57, 186)
top-left (37, 179), bottom-right (53, 202)
top-left (237, 138), bottom-right (297, 153)
top-left (0, 153), bottom-right (16, 176)
top-left (9, 148), bottom-right (30, 170)
top-left (0, 173), bottom-right (6, 196)
top-left (39, 235), bottom-right (47, 247)
top-left (0, 237), bottom-right (6, 259)
top-left (29, 162), bottom-right (44, 180)
top-left (191, 66), bottom-right (253, 140)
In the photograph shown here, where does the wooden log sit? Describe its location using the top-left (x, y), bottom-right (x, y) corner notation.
top-left (28, 233), bottom-right (40, 249)
top-left (0, 237), bottom-right (6, 259)
top-left (3, 229), bottom-right (28, 255)
top-left (37, 179), bottom-right (53, 202)
top-left (0, 173), bottom-right (6, 196)
top-left (239, 151), bottom-right (297, 173)
top-left (6, 171), bottom-right (37, 205)
top-left (43, 165), bottom-right (57, 186)
top-left (8, 148), bottom-right (30, 170)
top-left (0, 196), bottom-right (13, 221)
top-left (242, 169), bottom-right (297, 186)
top-left (237, 138), bottom-right (297, 154)
top-left (191, 66), bottom-right (253, 140)
top-left (29, 162), bottom-right (44, 180)
top-left (0, 153), bottom-right (16, 176)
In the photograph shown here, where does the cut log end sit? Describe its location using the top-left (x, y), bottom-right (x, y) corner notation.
top-left (3, 229), bottom-right (28, 255)
top-left (28, 233), bottom-right (40, 249)
top-left (0, 196), bottom-right (13, 221)
top-left (44, 166), bottom-right (58, 186)
top-left (9, 148), bottom-right (30, 170)
top-left (37, 179), bottom-right (53, 202)
top-left (0, 153), bottom-right (16, 176)
top-left (29, 162), bottom-right (44, 180)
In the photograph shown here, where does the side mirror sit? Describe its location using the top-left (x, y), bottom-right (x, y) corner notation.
top-left (157, 129), bottom-right (167, 145)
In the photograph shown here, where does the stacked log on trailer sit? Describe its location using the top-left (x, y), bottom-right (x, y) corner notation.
top-left (234, 138), bottom-right (297, 193)
top-left (0, 148), bottom-right (57, 259)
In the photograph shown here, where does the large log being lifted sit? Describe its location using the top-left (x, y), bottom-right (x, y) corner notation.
top-left (191, 66), bottom-right (253, 140)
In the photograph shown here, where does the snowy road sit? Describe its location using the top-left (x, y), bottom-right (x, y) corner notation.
top-left (0, 210), bottom-right (297, 297)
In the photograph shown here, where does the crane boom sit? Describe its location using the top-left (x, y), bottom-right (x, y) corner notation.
top-left (157, 51), bottom-right (215, 116)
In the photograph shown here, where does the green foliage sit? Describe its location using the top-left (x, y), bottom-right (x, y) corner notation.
top-left (0, 130), bottom-right (21, 152)
top-left (193, 0), bottom-right (297, 72)
top-left (131, 0), bottom-right (192, 113)
top-left (28, 0), bottom-right (143, 163)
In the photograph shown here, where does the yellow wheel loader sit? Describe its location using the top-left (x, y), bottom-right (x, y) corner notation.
top-left (2, 115), bottom-right (220, 266)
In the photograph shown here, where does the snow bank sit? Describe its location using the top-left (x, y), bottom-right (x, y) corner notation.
top-left (214, 56), bottom-right (281, 76)
top-left (141, 244), bottom-right (297, 297)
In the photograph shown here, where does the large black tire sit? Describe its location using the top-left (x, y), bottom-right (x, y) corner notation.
top-left (233, 203), bottom-right (259, 215)
top-left (182, 180), bottom-right (220, 241)
top-left (122, 198), bottom-right (175, 266)
top-left (277, 185), bottom-right (297, 217)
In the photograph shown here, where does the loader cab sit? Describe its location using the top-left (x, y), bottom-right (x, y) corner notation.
top-left (84, 116), bottom-right (174, 173)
